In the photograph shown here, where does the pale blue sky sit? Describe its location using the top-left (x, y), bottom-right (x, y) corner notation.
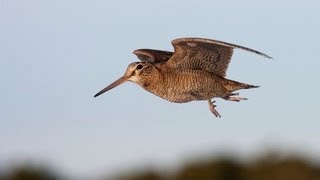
top-left (1, 0), bottom-right (320, 178)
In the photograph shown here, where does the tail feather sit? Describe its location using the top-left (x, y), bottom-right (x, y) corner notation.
top-left (245, 84), bottom-right (260, 89)
top-left (223, 79), bottom-right (260, 92)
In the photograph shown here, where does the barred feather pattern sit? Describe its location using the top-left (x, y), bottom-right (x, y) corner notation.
top-left (138, 67), bottom-right (239, 103)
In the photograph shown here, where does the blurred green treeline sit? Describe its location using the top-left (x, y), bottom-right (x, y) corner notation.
top-left (1, 152), bottom-right (319, 180)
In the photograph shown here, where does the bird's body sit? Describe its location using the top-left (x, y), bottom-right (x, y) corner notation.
top-left (94, 37), bottom-right (271, 117)
top-left (130, 62), bottom-right (255, 103)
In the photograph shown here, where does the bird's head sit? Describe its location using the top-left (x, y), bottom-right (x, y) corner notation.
top-left (94, 62), bottom-right (153, 97)
top-left (124, 62), bottom-right (153, 83)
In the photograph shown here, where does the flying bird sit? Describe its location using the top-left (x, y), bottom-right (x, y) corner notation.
top-left (94, 37), bottom-right (271, 117)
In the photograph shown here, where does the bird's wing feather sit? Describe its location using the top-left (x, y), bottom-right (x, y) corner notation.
top-left (133, 49), bottom-right (173, 63)
top-left (167, 38), bottom-right (271, 77)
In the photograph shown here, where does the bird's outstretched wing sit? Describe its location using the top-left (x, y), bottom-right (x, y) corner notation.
top-left (133, 49), bottom-right (173, 63)
top-left (166, 38), bottom-right (271, 77)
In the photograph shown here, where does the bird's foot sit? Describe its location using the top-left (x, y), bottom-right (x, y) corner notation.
top-left (223, 93), bottom-right (248, 102)
top-left (207, 100), bottom-right (221, 118)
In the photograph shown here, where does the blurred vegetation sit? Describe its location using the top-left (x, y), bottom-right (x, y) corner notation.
top-left (0, 164), bottom-right (59, 180)
top-left (112, 152), bottom-right (320, 180)
top-left (1, 152), bottom-right (319, 180)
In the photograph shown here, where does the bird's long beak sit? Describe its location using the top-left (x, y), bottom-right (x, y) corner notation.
top-left (94, 76), bottom-right (127, 97)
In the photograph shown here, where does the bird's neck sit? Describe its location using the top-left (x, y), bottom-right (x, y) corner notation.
top-left (139, 65), bottom-right (165, 93)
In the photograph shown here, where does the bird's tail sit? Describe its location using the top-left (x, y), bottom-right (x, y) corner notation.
top-left (223, 79), bottom-right (259, 92)
top-left (244, 84), bottom-right (260, 89)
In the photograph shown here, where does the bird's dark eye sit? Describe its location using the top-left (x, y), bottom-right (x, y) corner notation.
top-left (136, 64), bottom-right (143, 70)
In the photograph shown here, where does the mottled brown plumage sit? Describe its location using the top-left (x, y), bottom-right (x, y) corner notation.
top-left (94, 37), bottom-right (271, 117)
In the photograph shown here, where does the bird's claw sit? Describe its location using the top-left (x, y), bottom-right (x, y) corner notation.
top-left (208, 100), bottom-right (221, 118)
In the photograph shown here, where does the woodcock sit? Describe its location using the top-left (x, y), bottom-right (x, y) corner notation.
top-left (94, 37), bottom-right (271, 117)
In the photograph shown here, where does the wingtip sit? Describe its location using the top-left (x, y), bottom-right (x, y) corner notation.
top-left (264, 54), bottom-right (273, 59)
top-left (132, 49), bottom-right (139, 54)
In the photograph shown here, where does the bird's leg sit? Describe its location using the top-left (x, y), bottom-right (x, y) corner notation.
top-left (207, 100), bottom-right (221, 118)
top-left (223, 96), bottom-right (248, 102)
top-left (222, 93), bottom-right (248, 102)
